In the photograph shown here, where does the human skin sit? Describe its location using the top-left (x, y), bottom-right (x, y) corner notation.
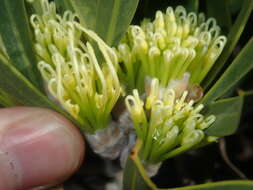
top-left (0, 107), bottom-right (85, 190)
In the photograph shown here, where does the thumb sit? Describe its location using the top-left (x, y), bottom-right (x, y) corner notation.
top-left (0, 107), bottom-right (85, 190)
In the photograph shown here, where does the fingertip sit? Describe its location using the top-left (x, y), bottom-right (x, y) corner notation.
top-left (0, 107), bottom-right (85, 190)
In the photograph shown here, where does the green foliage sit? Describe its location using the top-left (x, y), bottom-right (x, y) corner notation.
top-left (204, 96), bottom-right (243, 136)
top-left (201, 36), bottom-right (253, 138)
top-left (0, 0), bottom-right (41, 87)
top-left (55, 0), bottom-right (139, 46)
top-left (202, 38), bottom-right (253, 104)
top-left (203, 0), bottom-right (253, 89)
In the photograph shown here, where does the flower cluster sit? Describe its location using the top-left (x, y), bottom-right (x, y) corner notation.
top-left (30, 0), bottom-right (222, 164)
top-left (125, 78), bottom-right (217, 163)
top-left (31, 0), bottom-right (122, 132)
top-left (117, 6), bottom-right (227, 93)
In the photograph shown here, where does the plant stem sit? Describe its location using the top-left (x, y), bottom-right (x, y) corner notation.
top-left (130, 139), bottom-right (158, 190)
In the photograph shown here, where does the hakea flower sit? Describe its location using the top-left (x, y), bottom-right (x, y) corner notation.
top-left (125, 78), bottom-right (217, 164)
top-left (30, 0), bottom-right (122, 132)
top-left (117, 6), bottom-right (227, 93)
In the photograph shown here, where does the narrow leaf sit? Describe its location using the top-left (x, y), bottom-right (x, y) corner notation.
top-left (203, 96), bottom-right (243, 136)
top-left (0, 35), bottom-right (7, 56)
top-left (0, 88), bottom-right (20, 107)
top-left (0, 58), bottom-right (53, 107)
top-left (0, 0), bottom-right (41, 87)
top-left (163, 180), bottom-right (253, 190)
top-left (202, 38), bottom-right (253, 104)
top-left (0, 35), bottom-right (8, 62)
top-left (55, 0), bottom-right (139, 46)
top-left (202, 0), bottom-right (253, 89)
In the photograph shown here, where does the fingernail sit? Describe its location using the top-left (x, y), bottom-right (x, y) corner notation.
top-left (0, 107), bottom-right (84, 190)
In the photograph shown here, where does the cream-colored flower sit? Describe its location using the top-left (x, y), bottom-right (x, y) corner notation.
top-left (125, 78), bottom-right (217, 163)
top-left (118, 6), bottom-right (227, 93)
top-left (31, 0), bottom-right (122, 132)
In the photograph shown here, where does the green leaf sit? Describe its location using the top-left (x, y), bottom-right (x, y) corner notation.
top-left (0, 57), bottom-right (52, 107)
top-left (201, 38), bottom-right (253, 104)
top-left (202, 0), bottom-right (253, 89)
top-left (0, 35), bottom-right (8, 62)
top-left (123, 157), bottom-right (150, 190)
top-left (0, 35), bottom-right (6, 56)
top-left (0, 0), bottom-right (41, 87)
top-left (55, 0), bottom-right (139, 46)
top-left (203, 96), bottom-right (243, 137)
top-left (163, 180), bottom-right (253, 190)
top-left (0, 88), bottom-right (20, 107)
